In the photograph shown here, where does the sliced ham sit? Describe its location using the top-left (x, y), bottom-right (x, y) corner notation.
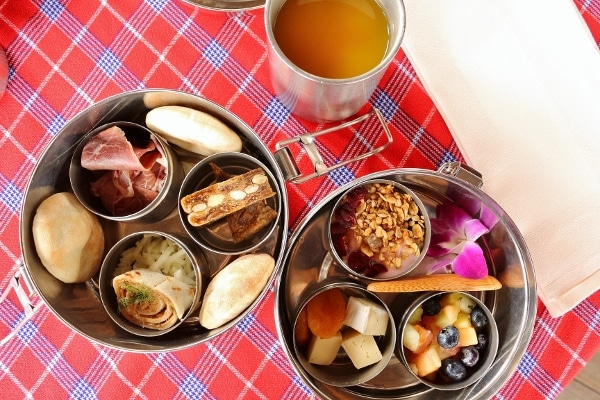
top-left (81, 126), bottom-right (156, 171)
top-left (82, 125), bottom-right (167, 216)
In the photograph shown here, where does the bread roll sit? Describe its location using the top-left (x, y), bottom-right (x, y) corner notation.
top-left (32, 192), bottom-right (104, 283)
top-left (145, 106), bottom-right (242, 156)
top-left (199, 253), bottom-right (275, 329)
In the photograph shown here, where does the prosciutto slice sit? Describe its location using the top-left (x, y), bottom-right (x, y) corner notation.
top-left (82, 125), bottom-right (167, 216)
top-left (82, 126), bottom-right (157, 171)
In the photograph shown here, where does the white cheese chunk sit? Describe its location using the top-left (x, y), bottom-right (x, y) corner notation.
top-left (306, 332), bottom-right (342, 365)
top-left (344, 296), bottom-right (389, 336)
top-left (341, 329), bottom-right (383, 369)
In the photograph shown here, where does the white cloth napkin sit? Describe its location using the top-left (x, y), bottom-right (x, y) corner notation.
top-left (402, 0), bottom-right (600, 317)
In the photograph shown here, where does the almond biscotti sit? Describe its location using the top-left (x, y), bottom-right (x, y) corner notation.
top-left (180, 168), bottom-right (276, 227)
top-left (208, 163), bottom-right (278, 243)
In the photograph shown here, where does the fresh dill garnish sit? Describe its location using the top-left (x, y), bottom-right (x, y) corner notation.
top-left (117, 281), bottom-right (155, 309)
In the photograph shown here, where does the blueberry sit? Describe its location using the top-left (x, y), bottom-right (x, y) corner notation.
top-left (475, 332), bottom-right (488, 350)
top-left (459, 346), bottom-right (480, 367)
top-left (437, 325), bottom-right (460, 348)
top-left (440, 359), bottom-right (468, 382)
top-left (422, 297), bottom-right (441, 316)
top-left (470, 306), bottom-right (488, 330)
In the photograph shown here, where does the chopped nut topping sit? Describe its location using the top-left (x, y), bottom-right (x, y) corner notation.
top-left (348, 182), bottom-right (426, 270)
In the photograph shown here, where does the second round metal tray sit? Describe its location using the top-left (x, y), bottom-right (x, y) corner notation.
top-left (274, 167), bottom-right (536, 399)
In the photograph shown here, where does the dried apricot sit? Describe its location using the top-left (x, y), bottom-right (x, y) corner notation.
top-left (306, 288), bottom-right (347, 338)
top-left (294, 306), bottom-right (311, 347)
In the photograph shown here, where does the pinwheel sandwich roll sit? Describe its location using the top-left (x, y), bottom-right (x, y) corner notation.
top-left (113, 268), bottom-right (195, 331)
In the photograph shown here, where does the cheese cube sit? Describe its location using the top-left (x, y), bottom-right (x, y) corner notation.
top-left (344, 296), bottom-right (389, 336)
top-left (341, 329), bottom-right (383, 369)
top-left (306, 332), bottom-right (342, 365)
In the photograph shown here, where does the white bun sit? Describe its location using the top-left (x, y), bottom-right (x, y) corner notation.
top-left (32, 192), bottom-right (104, 283)
top-left (145, 106), bottom-right (242, 156)
top-left (199, 253), bottom-right (274, 329)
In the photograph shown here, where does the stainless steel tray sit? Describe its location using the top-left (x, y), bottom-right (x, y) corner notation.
top-left (11, 89), bottom-right (288, 351)
top-left (274, 167), bottom-right (536, 399)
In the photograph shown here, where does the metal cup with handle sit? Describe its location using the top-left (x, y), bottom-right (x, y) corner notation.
top-left (264, 0), bottom-right (406, 122)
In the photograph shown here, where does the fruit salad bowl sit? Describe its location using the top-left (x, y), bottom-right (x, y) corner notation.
top-left (397, 291), bottom-right (499, 390)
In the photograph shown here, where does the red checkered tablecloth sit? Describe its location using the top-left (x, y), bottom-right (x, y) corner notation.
top-left (1, 0), bottom-right (599, 399)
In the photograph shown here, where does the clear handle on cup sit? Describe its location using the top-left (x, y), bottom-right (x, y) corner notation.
top-left (274, 108), bottom-right (393, 184)
top-left (0, 263), bottom-right (44, 345)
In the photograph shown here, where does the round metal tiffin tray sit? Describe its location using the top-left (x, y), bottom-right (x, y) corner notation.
top-left (274, 168), bottom-right (537, 400)
top-left (15, 89), bottom-right (289, 352)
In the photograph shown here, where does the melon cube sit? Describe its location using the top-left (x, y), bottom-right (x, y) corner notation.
top-left (431, 341), bottom-right (460, 361)
top-left (407, 306), bottom-right (423, 325)
top-left (441, 292), bottom-right (476, 313)
top-left (414, 346), bottom-right (442, 377)
top-left (435, 304), bottom-right (460, 328)
top-left (403, 323), bottom-right (420, 352)
top-left (403, 324), bottom-right (433, 354)
top-left (454, 312), bottom-right (473, 329)
top-left (421, 315), bottom-right (441, 337)
top-left (458, 326), bottom-right (479, 347)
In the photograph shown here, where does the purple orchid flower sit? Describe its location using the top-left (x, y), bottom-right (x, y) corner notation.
top-left (425, 201), bottom-right (494, 279)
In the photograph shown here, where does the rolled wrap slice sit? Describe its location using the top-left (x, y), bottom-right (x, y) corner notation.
top-left (113, 269), bottom-right (195, 330)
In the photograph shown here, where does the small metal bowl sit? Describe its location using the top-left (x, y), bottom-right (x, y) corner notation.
top-left (292, 279), bottom-right (396, 387)
top-left (328, 179), bottom-right (431, 281)
top-left (69, 121), bottom-right (184, 223)
top-left (98, 231), bottom-right (208, 337)
top-left (178, 152), bottom-right (281, 255)
top-left (397, 291), bottom-right (499, 390)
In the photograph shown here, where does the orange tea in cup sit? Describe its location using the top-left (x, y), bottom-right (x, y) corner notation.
top-left (273, 0), bottom-right (389, 79)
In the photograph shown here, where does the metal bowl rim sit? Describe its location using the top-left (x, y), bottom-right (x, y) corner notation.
top-left (327, 178), bottom-right (432, 281)
top-left (178, 151), bottom-right (282, 255)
